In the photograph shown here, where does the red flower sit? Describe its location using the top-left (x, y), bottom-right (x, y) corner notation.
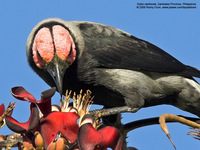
top-left (5, 103), bottom-right (39, 133)
top-left (5, 87), bottom-right (123, 149)
top-left (40, 111), bottom-right (79, 148)
top-left (78, 115), bottom-right (123, 150)
top-left (5, 86), bottom-right (79, 148)
top-left (11, 86), bottom-right (55, 116)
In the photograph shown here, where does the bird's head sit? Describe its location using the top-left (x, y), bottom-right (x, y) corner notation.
top-left (27, 19), bottom-right (77, 97)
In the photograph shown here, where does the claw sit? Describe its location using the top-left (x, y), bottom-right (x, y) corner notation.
top-left (159, 114), bottom-right (200, 149)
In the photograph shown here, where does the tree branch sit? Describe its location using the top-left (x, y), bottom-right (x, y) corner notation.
top-left (124, 115), bottom-right (200, 133)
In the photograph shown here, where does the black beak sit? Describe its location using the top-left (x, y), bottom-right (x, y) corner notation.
top-left (46, 61), bottom-right (69, 97)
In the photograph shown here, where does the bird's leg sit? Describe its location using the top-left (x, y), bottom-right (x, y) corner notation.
top-left (90, 106), bottom-right (139, 117)
top-left (159, 114), bottom-right (200, 149)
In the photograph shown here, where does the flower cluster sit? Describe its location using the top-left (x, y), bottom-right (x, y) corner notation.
top-left (5, 87), bottom-right (122, 150)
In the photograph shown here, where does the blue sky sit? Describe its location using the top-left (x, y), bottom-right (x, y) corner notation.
top-left (0, 0), bottom-right (200, 149)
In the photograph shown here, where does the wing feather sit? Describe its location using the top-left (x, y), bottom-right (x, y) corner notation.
top-left (77, 22), bottom-right (194, 75)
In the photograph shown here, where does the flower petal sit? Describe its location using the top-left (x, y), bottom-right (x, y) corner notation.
top-left (78, 123), bottom-right (101, 150)
top-left (0, 104), bottom-right (5, 116)
top-left (98, 126), bottom-right (123, 150)
top-left (36, 87), bottom-right (56, 116)
top-left (80, 114), bottom-right (96, 127)
top-left (40, 87), bottom-right (56, 101)
top-left (78, 123), bottom-right (122, 150)
top-left (5, 103), bottom-right (39, 133)
top-left (40, 112), bottom-right (79, 148)
top-left (11, 87), bottom-right (36, 103)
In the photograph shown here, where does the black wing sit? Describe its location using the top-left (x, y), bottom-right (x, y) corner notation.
top-left (76, 22), bottom-right (200, 77)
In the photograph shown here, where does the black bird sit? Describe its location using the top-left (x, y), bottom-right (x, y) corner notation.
top-left (26, 18), bottom-right (200, 117)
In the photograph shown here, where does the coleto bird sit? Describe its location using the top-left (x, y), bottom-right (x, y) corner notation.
top-left (26, 18), bottom-right (200, 117)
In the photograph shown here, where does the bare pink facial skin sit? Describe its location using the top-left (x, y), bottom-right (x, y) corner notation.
top-left (32, 25), bottom-right (76, 69)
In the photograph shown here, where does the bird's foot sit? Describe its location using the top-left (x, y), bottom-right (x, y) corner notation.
top-left (159, 114), bottom-right (200, 149)
top-left (90, 106), bottom-right (139, 118)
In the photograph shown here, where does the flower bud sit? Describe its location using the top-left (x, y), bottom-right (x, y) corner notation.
top-left (34, 131), bottom-right (44, 149)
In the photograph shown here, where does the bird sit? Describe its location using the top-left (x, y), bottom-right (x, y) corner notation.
top-left (26, 18), bottom-right (200, 117)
